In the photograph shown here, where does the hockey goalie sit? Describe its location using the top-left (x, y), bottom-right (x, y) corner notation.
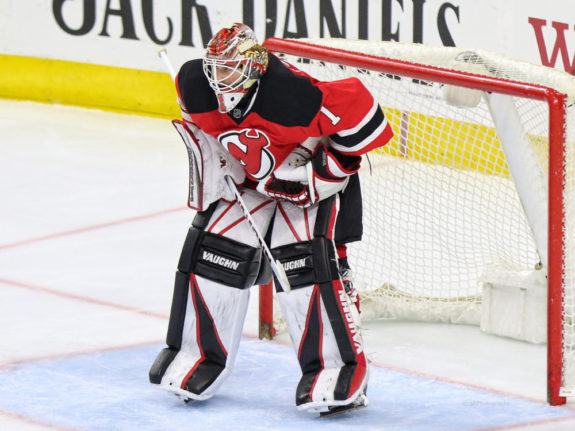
top-left (148, 23), bottom-right (394, 415)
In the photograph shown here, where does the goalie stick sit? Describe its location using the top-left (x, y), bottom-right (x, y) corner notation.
top-left (158, 49), bottom-right (291, 292)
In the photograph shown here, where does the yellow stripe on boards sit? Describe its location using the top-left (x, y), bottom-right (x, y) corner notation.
top-left (0, 54), bottom-right (180, 118)
top-left (380, 107), bottom-right (511, 177)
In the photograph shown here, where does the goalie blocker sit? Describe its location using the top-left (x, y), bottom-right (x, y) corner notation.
top-left (149, 190), bottom-right (368, 412)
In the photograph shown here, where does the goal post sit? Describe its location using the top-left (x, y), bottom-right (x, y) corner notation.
top-left (259, 37), bottom-right (575, 405)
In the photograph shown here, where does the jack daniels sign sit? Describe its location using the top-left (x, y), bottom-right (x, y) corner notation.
top-left (52, 0), bottom-right (460, 48)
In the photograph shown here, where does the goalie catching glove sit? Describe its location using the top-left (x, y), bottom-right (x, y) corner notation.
top-left (258, 144), bottom-right (361, 207)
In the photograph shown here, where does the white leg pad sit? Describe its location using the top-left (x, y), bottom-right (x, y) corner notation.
top-left (278, 281), bottom-right (369, 411)
top-left (156, 274), bottom-right (249, 400)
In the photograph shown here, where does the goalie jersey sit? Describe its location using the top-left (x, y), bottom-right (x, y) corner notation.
top-left (176, 54), bottom-right (393, 182)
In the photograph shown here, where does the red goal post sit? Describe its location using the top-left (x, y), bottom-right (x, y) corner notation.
top-left (259, 37), bottom-right (575, 405)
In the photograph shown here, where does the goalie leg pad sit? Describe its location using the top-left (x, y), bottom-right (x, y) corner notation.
top-left (272, 196), bottom-right (368, 410)
top-left (277, 281), bottom-right (368, 411)
top-left (150, 201), bottom-right (259, 401)
top-left (149, 273), bottom-right (250, 401)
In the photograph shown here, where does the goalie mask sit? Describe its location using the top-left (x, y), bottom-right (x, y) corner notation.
top-left (203, 23), bottom-right (268, 113)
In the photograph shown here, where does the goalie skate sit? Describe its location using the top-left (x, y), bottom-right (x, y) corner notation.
top-left (319, 393), bottom-right (369, 418)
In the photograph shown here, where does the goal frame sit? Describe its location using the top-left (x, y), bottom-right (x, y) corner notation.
top-left (258, 37), bottom-right (569, 406)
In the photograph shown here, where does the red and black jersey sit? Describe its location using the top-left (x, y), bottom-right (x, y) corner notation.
top-left (176, 54), bottom-right (393, 181)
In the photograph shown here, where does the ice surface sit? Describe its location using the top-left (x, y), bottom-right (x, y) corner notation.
top-left (1, 99), bottom-right (575, 430)
top-left (0, 339), bottom-right (573, 431)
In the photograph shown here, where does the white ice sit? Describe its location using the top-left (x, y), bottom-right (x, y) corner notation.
top-left (1, 99), bottom-right (575, 430)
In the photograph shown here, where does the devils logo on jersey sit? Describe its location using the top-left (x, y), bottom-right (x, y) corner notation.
top-left (218, 129), bottom-right (275, 180)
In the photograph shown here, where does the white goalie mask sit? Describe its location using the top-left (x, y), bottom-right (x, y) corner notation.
top-left (203, 23), bottom-right (269, 113)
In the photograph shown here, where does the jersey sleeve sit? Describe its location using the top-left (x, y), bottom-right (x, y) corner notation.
top-left (316, 77), bottom-right (393, 156)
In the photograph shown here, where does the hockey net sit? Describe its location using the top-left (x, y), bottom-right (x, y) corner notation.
top-left (260, 37), bottom-right (575, 404)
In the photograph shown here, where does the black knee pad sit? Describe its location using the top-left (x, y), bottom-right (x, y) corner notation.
top-left (178, 227), bottom-right (263, 289)
top-left (271, 237), bottom-right (339, 289)
top-left (194, 232), bottom-right (263, 288)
